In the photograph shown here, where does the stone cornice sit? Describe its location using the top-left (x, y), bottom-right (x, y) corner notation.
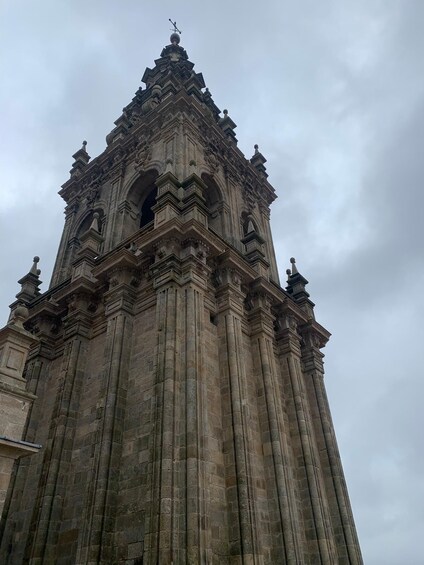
top-left (91, 248), bottom-right (139, 281)
top-left (0, 436), bottom-right (40, 459)
top-left (248, 277), bottom-right (331, 348)
top-left (0, 380), bottom-right (37, 403)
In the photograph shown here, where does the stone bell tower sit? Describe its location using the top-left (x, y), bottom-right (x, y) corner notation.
top-left (0, 32), bottom-right (362, 564)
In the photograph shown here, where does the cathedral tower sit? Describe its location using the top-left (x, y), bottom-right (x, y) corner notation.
top-left (0, 33), bottom-right (362, 564)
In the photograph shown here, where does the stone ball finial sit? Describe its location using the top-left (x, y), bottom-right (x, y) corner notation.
top-left (82, 140), bottom-right (87, 150)
top-left (93, 212), bottom-right (100, 220)
top-left (286, 269), bottom-right (291, 276)
top-left (170, 32), bottom-right (180, 45)
top-left (223, 109), bottom-right (228, 116)
top-left (254, 144), bottom-right (259, 154)
top-left (290, 257), bottom-right (299, 275)
top-left (30, 256), bottom-right (40, 276)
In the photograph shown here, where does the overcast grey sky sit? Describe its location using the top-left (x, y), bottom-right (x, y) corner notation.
top-left (1, 2), bottom-right (423, 562)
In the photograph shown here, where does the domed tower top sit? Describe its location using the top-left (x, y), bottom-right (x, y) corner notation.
top-left (159, 19), bottom-right (187, 62)
top-left (170, 31), bottom-right (180, 45)
top-left (160, 38), bottom-right (188, 62)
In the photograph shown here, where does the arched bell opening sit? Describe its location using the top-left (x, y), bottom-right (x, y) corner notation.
top-left (121, 169), bottom-right (159, 239)
top-left (140, 185), bottom-right (158, 228)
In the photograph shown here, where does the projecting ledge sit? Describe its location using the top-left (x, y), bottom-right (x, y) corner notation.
top-left (0, 436), bottom-right (41, 459)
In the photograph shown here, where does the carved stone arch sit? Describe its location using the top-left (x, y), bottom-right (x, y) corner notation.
top-left (198, 165), bottom-right (226, 195)
top-left (201, 173), bottom-right (226, 238)
top-left (120, 168), bottom-right (160, 240)
top-left (137, 158), bottom-right (166, 177)
top-left (197, 164), bottom-right (211, 180)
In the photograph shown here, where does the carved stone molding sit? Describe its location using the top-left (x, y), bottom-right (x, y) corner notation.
top-left (182, 238), bottom-right (209, 262)
top-left (107, 266), bottom-right (141, 290)
top-left (212, 266), bottom-right (242, 290)
top-left (245, 290), bottom-right (273, 314)
top-left (154, 237), bottom-right (181, 261)
top-left (134, 138), bottom-right (152, 171)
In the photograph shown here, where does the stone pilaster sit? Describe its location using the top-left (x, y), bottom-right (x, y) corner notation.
top-left (215, 265), bottom-right (262, 563)
top-left (276, 310), bottom-right (338, 563)
top-left (77, 251), bottom-right (139, 564)
top-left (258, 202), bottom-right (279, 284)
top-left (300, 325), bottom-right (363, 564)
top-left (153, 171), bottom-right (181, 230)
top-left (0, 303), bottom-right (60, 565)
top-left (181, 240), bottom-right (211, 565)
top-left (247, 290), bottom-right (303, 564)
top-left (144, 235), bottom-right (212, 564)
top-left (26, 291), bottom-right (93, 564)
top-left (180, 174), bottom-right (209, 228)
top-left (146, 273), bottom-right (180, 565)
top-left (116, 200), bottom-right (139, 242)
top-left (104, 174), bottom-right (125, 253)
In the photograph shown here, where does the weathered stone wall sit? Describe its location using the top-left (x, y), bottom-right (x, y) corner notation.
top-left (0, 267), bottom-right (362, 564)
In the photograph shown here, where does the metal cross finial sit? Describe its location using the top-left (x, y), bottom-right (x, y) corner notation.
top-left (169, 19), bottom-right (182, 34)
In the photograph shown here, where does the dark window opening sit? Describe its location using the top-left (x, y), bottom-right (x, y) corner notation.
top-left (140, 186), bottom-right (158, 228)
top-left (210, 312), bottom-right (218, 326)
